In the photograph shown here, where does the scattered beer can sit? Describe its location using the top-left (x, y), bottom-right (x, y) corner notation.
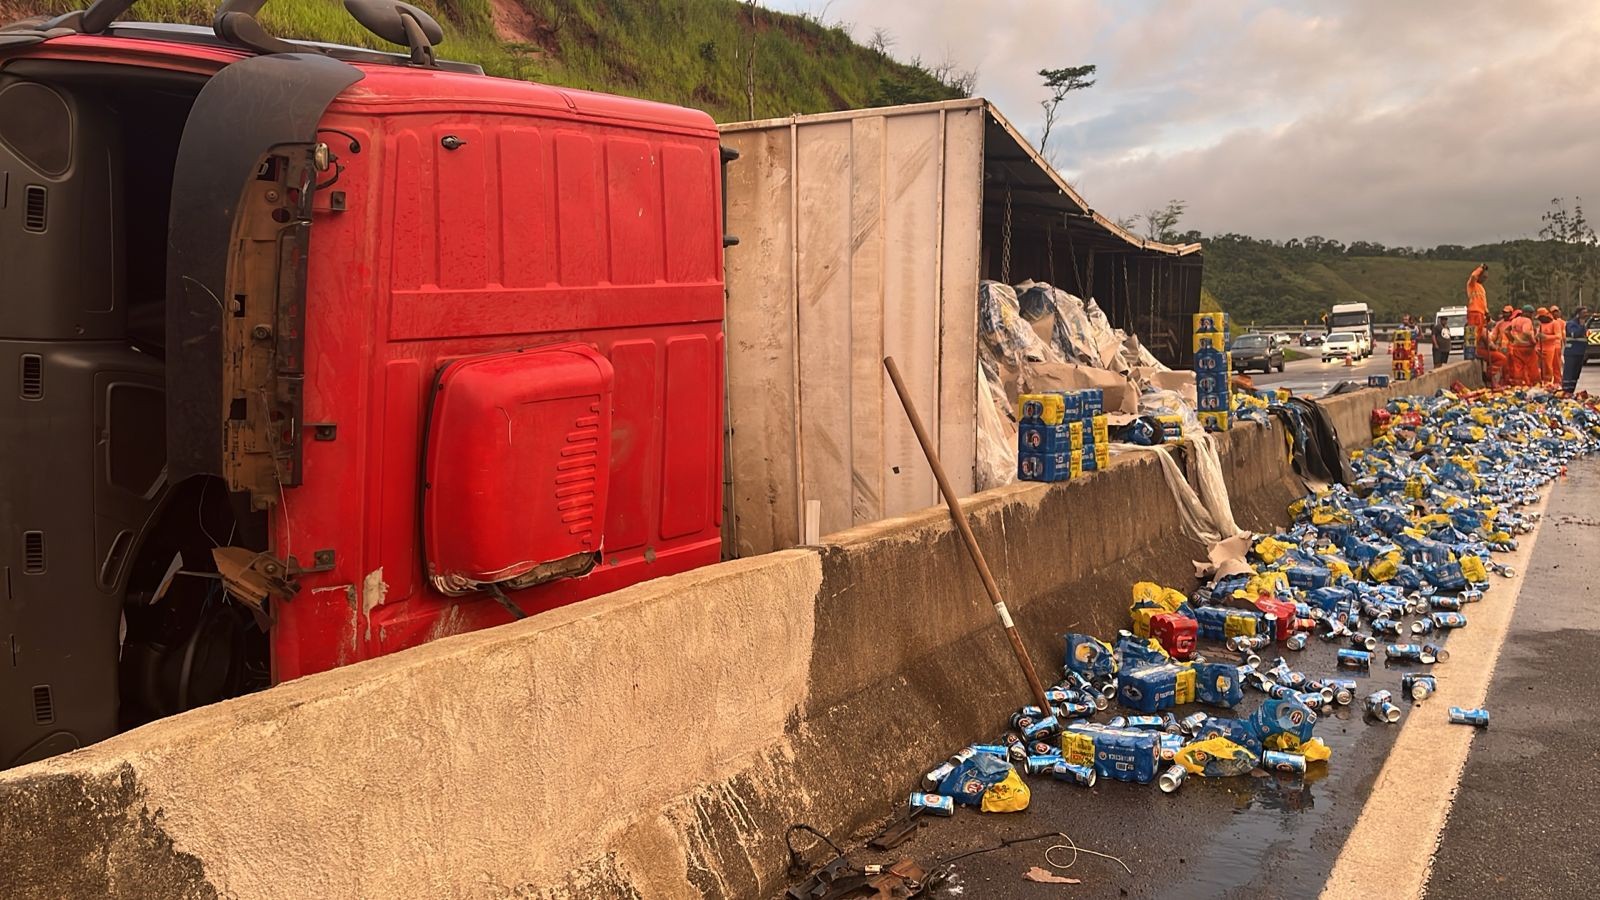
top-left (1365, 690), bottom-right (1402, 723)
top-left (1448, 707), bottom-right (1490, 728)
top-left (909, 792), bottom-right (956, 816)
top-left (1423, 643), bottom-right (1451, 663)
top-left (1385, 643), bottom-right (1428, 663)
top-left (1430, 596), bottom-right (1463, 611)
top-left (1328, 679), bottom-right (1357, 706)
top-left (1411, 617), bottom-right (1436, 636)
top-left (1338, 648), bottom-right (1373, 670)
top-left (924, 762), bottom-right (954, 787)
top-left (1430, 611), bottom-right (1468, 629)
top-left (1050, 761), bottom-right (1098, 787)
top-left (1263, 750), bottom-right (1308, 774)
top-left (1022, 715), bottom-right (1061, 741)
top-left (1027, 753), bottom-right (1065, 775)
top-left (1286, 633), bottom-right (1309, 651)
top-left (1158, 763), bottom-right (1188, 794)
top-left (1350, 632), bottom-right (1378, 651)
top-left (1371, 617), bottom-right (1404, 636)
top-left (1401, 674), bottom-right (1437, 701)
top-left (1180, 712), bottom-right (1209, 735)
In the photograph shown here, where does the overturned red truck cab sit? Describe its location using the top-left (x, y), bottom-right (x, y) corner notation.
top-left (0, 0), bottom-right (730, 766)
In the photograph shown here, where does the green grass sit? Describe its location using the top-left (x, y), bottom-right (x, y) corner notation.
top-left (7, 0), bottom-right (961, 122)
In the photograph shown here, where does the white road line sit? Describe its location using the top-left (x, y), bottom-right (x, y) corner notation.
top-left (1319, 488), bottom-right (1552, 900)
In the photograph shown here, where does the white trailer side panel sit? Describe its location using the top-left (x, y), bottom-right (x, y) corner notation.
top-left (722, 101), bottom-right (984, 556)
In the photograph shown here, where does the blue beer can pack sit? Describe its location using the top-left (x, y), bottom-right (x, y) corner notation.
top-left (1194, 661), bottom-right (1245, 708)
top-left (1088, 728), bottom-right (1160, 784)
top-left (1019, 421), bottom-right (1076, 453)
top-left (1252, 697), bottom-right (1317, 742)
top-left (1018, 451), bottom-right (1071, 483)
top-left (1064, 633), bottom-right (1117, 678)
top-left (1194, 347), bottom-right (1227, 373)
top-left (1118, 665), bottom-right (1193, 713)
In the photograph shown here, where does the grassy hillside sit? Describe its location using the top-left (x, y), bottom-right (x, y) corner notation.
top-left (1204, 240), bottom-right (1481, 327)
top-left (0, 0), bottom-right (964, 121)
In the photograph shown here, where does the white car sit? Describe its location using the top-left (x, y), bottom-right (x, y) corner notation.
top-left (1322, 332), bottom-right (1361, 362)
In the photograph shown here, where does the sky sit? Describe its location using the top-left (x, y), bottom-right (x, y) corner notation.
top-left (762, 0), bottom-right (1600, 248)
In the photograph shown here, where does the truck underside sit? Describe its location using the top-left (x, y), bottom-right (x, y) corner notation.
top-left (0, 61), bottom-right (283, 766)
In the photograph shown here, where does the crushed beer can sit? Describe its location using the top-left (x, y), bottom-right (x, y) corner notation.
top-left (1448, 707), bottom-right (1490, 727)
top-left (1371, 617), bottom-right (1404, 636)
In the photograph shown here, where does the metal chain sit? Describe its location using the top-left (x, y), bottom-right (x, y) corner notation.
top-left (1046, 223), bottom-right (1056, 285)
top-left (1001, 187), bottom-right (1013, 284)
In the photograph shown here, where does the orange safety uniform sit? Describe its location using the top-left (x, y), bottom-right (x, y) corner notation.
top-left (1465, 265), bottom-right (1489, 328)
top-left (1505, 314), bottom-right (1539, 386)
top-left (1540, 316), bottom-right (1564, 385)
top-left (1484, 314), bottom-right (1513, 387)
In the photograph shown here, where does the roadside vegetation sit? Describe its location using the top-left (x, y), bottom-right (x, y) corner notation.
top-left (3, 0), bottom-right (971, 121)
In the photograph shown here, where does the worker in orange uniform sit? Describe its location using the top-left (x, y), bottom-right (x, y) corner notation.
top-left (1465, 264), bottom-right (1490, 375)
top-left (1538, 307), bottom-right (1563, 386)
top-left (1483, 305), bottom-right (1514, 387)
top-left (1505, 305), bottom-right (1540, 386)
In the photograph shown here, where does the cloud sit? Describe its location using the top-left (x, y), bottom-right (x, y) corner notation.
top-left (763, 0), bottom-right (1600, 245)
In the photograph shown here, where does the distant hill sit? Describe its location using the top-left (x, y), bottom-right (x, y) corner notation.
top-left (1198, 233), bottom-right (1599, 326)
top-left (0, 0), bottom-right (967, 122)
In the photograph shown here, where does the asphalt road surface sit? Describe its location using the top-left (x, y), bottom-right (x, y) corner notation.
top-left (1245, 342), bottom-right (1405, 397)
top-left (1424, 455), bottom-right (1600, 899)
top-left (815, 367), bottom-right (1600, 900)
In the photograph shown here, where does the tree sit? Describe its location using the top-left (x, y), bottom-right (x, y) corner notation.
top-left (1528, 196), bottom-right (1600, 308)
top-left (1038, 64), bottom-right (1096, 158)
top-left (743, 0), bottom-right (758, 119)
top-left (868, 26), bottom-right (894, 57)
top-left (1139, 198), bottom-right (1186, 243)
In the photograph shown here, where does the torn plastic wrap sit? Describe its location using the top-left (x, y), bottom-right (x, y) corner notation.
top-left (974, 279), bottom-right (1246, 554)
top-left (976, 361), bottom-right (1018, 490)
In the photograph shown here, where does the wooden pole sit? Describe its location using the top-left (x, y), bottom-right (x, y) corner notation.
top-left (883, 356), bottom-right (1053, 714)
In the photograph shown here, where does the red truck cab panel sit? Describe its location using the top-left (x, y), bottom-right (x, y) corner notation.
top-left (268, 68), bottom-right (726, 679)
top-left (423, 344), bottom-right (614, 595)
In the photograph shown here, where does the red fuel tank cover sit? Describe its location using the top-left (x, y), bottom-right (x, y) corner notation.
top-left (423, 343), bottom-right (614, 596)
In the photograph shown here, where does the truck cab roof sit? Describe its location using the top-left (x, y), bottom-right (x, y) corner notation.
top-left (1, 13), bottom-right (717, 136)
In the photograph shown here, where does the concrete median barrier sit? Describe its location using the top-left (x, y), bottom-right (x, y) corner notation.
top-left (1, 401), bottom-right (1443, 899)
